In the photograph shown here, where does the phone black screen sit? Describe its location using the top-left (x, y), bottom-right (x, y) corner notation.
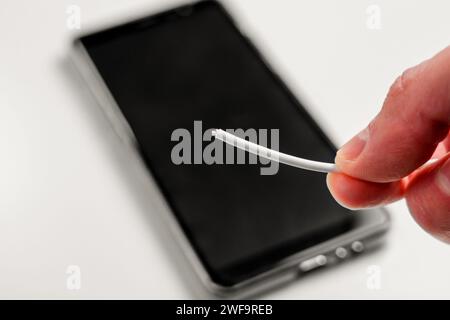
top-left (81, 0), bottom-right (355, 286)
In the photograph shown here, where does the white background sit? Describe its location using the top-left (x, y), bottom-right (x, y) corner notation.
top-left (1, 0), bottom-right (450, 299)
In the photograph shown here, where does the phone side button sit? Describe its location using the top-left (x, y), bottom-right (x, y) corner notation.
top-left (334, 247), bottom-right (348, 259)
top-left (299, 255), bottom-right (328, 272)
top-left (351, 241), bottom-right (364, 253)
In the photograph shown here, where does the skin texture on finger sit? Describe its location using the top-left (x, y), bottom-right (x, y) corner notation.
top-left (442, 130), bottom-right (450, 152)
top-left (432, 142), bottom-right (449, 159)
top-left (326, 130), bottom-right (450, 210)
top-left (428, 129), bottom-right (450, 158)
top-left (326, 154), bottom-right (449, 210)
top-left (326, 172), bottom-right (406, 210)
top-left (326, 152), bottom-right (447, 210)
top-left (335, 46), bottom-right (450, 183)
top-left (406, 154), bottom-right (450, 243)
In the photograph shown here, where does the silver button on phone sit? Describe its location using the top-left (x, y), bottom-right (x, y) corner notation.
top-left (299, 255), bottom-right (328, 272)
top-left (335, 247), bottom-right (348, 259)
top-left (351, 241), bottom-right (364, 253)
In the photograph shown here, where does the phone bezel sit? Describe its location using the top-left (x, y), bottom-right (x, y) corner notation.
top-left (70, 0), bottom-right (390, 298)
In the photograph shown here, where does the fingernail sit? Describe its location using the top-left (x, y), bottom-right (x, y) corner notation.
top-left (336, 128), bottom-right (369, 162)
top-left (437, 158), bottom-right (450, 195)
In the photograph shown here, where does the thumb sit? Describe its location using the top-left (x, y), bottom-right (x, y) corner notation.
top-left (336, 46), bottom-right (450, 183)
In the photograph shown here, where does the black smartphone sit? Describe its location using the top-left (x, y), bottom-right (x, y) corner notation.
top-left (72, 0), bottom-right (389, 297)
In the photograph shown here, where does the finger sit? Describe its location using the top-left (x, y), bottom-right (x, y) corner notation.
top-left (327, 130), bottom-right (450, 209)
top-left (326, 172), bottom-right (405, 210)
top-left (405, 154), bottom-right (450, 243)
top-left (442, 130), bottom-right (450, 152)
top-left (432, 143), bottom-right (448, 159)
top-left (326, 153), bottom-right (445, 210)
top-left (336, 46), bottom-right (450, 183)
top-left (431, 130), bottom-right (450, 158)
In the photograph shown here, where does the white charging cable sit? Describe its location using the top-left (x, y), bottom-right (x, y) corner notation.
top-left (212, 129), bottom-right (337, 173)
top-left (212, 129), bottom-right (438, 174)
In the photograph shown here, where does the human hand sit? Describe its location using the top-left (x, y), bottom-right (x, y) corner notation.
top-left (326, 46), bottom-right (450, 243)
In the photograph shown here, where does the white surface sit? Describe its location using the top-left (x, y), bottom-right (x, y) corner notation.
top-left (1, 0), bottom-right (450, 299)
